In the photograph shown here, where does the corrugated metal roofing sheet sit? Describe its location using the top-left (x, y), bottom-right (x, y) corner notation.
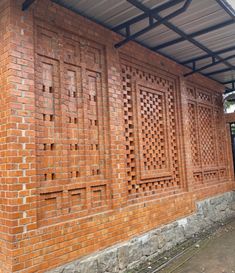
top-left (52, 0), bottom-right (235, 92)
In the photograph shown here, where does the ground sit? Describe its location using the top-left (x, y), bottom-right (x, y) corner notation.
top-left (135, 219), bottom-right (235, 273)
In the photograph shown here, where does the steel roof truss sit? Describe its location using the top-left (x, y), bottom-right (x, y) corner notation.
top-left (112, 0), bottom-right (185, 32)
top-left (184, 55), bottom-right (235, 77)
top-left (205, 67), bottom-right (232, 76)
top-left (114, 0), bottom-right (191, 49)
top-left (152, 19), bottom-right (234, 51)
top-left (127, 0), bottom-right (235, 78)
top-left (182, 45), bottom-right (235, 65)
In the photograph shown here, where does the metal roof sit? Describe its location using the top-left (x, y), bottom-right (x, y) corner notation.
top-left (23, 0), bottom-right (235, 93)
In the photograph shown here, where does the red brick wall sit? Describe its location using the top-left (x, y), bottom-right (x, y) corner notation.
top-left (1, 0), bottom-right (234, 272)
top-left (0, 1), bottom-right (19, 272)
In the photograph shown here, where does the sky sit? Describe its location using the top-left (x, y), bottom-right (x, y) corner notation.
top-left (227, 0), bottom-right (235, 9)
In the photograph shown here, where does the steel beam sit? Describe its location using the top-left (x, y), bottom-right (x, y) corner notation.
top-left (22, 0), bottom-right (36, 11)
top-left (128, 0), bottom-right (235, 75)
top-left (180, 0), bottom-right (235, 65)
top-left (152, 0), bottom-right (235, 51)
top-left (112, 0), bottom-right (185, 32)
top-left (223, 80), bottom-right (235, 94)
top-left (216, 0), bottom-right (235, 19)
top-left (204, 67), bottom-right (232, 76)
top-left (181, 45), bottom-right (235, 65)
top-left (224, 89), bottom-right (235, 94)
top-left (184, 55), bottom-right (235, 77)
top-left (224, 85), bottom-right (235, 94)
top-left (114, 0), bottom-right (191, 48)
top-left (222, 80), bottom-right (235, 85)
top-left (152, 19), bottom-right (234, 51)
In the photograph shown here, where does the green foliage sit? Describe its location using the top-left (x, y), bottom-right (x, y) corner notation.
top-left (224, 99), bottom-right (233, 113)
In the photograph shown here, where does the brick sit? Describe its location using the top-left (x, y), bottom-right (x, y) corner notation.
top-left (0, 0), bottom-right (234, 272)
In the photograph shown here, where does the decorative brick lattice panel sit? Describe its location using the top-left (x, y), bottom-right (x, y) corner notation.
top-left (123, 66), bottom-right (137, 192)
top-left (188, 102), bottom-right (200, 167)
top-left (198, 105), bottom-right (215, 166)
top-left (219, 168), bottom-right (227, 180)
top-left (214, 108), bottom-right (225, 166)
top-left (187, 86), bottom-right (196, 99)
top-left (198, 90), bottom-right (212, 104)
top-left (139, 88), bottom-right (168, 178)
top-left (186, 84), bottom-right (228, 186)
top-left (203, 170), bottom-right (219, 182)
top-left (35, 25), bottom-right (110, 226)
top-left (214, 107), bottom-right (228, 181)
top-left (193, 172), bottom-right (203, 185)
top-left (121, 60), bottom-right (181, 200)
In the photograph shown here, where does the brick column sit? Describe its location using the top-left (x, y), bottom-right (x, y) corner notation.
top-left (0, 1), bottom-right (13, 271)
top-left (0, 0), bottom-right (37, 271)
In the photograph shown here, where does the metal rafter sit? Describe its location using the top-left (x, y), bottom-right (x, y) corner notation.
top-left (152, 19), bottom-right (234, 51)
top-left (223, 79), bottom-right (235, 94)
top-left (181, 0), bottom-right (235, 70)
top-left (181, 45), bottom-right (235, 65)
top-left (223, 80), bottom-right (235, 85)
top-left (224, 89), bottom-right (235, 94)
top-left (178, 0), bottom-right (235, 84)
top-left (153, 0), bottom-right (235, 51)
top-left (114, 0), bottom-right (191, 48)
top-left (205, 67), bottom-right (232, 76)
top-left (113, 0), bottom-right (185, 32)
top-left (23, 0), bottom-right (235, 93)
top-left (215, 0), bottom-right (235, 18)
top-left (22, 0), bottom-right (36, 11)
top-left (126, 0), bottom-right (235, 78)
top-left (184, 55), bottom-right (235, 77)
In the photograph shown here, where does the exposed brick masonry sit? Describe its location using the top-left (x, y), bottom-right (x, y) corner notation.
top-left (0, 0), bottom-right (234, 272)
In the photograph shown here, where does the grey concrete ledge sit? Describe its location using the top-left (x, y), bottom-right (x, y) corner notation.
top-left (47, 191), bottom-right (235, 273)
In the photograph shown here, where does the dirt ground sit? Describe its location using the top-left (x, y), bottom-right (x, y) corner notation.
top-left (136, 219), bottom-right (235, 273)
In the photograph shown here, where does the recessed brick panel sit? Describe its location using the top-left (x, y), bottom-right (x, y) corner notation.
top-left (121, 58), bottom-right (181, 201)
top-left (138, 87), bottom-right (168, 177)
top-left (35, 23), bottom-right (111, 226)
top-left (186, 83), bottom-right (229, 187)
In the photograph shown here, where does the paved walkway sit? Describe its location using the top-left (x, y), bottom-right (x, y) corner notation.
top-left (159, 220), bottom-right (235, 273)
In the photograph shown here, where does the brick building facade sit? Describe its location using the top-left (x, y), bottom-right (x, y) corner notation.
top-left (0, 0), bottom-right (234, 272)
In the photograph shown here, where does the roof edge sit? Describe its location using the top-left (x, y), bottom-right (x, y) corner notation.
top-left (216, 0), bottom-right (235, 18)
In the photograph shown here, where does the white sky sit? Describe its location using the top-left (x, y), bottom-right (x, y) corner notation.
top-left (227, 0), bottom-right (235, 9)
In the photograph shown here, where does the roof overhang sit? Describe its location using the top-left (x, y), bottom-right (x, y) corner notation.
top-left (22, 0), bottom-right (235, 94)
